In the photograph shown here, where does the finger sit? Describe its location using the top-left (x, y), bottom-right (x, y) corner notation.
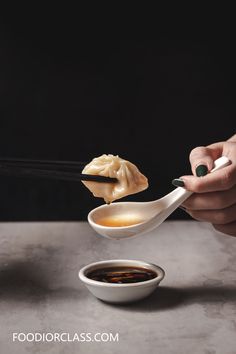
top-left (180, 163), bottom-right (236, 193)
top-left (227, 134), bottom-right (236, 142)
top-left (222, 142), bottom-right (236, 164)
top-left (213, 222), bottom-right (236, 237)
top-left (189, 141), bottom-right (233, 175)
top-left (182, 185), bottom-right (236, 210)
top-left (186, 204), bottom-right (236, 225)
top-left (189, 146), bottom-right (218, 176)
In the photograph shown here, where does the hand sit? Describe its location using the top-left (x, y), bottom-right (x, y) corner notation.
top-left (173, 134), bottom-right (236, 237)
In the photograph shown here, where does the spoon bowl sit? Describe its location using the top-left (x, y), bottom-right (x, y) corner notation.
top-left (88, 156), bottom-right (230, 239)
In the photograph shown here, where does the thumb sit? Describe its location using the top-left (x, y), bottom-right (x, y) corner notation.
top-left (189, 146), bottom-right (216, 176)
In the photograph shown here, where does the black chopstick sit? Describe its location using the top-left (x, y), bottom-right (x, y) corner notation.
top-left (0, 162), bottom-right (117, 183)
top-left (0, 158), bottom-right (86, 169)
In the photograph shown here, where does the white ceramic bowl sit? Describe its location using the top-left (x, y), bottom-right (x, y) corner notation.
top-left (78, 259), bottom-right (165, 303)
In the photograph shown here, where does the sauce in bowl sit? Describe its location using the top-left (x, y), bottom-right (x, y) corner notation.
top-left (87, 266), bottom-right (157, 284)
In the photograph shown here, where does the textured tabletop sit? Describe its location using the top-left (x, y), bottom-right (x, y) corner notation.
top-left (0, 220), bottom-right (236, 354)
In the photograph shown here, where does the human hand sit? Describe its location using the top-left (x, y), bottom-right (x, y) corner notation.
top-left (172, 134), bottom-right (236, 237)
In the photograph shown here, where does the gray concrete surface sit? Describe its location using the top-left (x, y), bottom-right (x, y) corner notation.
top-left (0, 220), bottom-right (236, 354)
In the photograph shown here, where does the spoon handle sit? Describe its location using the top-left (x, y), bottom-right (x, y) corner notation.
top-left (210, 156), bottom-right (230, 173)
top-left (160, 156), bottom-right (231, 220)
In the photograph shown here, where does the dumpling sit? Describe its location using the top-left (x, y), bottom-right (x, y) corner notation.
top-left (82, 154), bottom-right (148, 203)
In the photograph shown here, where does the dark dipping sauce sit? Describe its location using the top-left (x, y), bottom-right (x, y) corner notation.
top-left (87, 266), bottom-right (157, 284)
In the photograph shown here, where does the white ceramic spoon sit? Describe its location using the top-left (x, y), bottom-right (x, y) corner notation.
top-left (88, 156), bottom-right (230, 239)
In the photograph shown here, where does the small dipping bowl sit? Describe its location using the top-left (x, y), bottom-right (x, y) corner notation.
top-left (79, 259), bottom-right (165, 303)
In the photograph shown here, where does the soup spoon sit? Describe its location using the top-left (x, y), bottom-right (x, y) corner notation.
top-left (88, 156), bottom-right (230, 239)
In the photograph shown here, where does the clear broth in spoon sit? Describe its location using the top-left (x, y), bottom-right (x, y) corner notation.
top-left (96, 215), bottom-right (144, 227)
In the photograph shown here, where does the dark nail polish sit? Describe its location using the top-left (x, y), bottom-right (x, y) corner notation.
top-left (196, 164), bottom-right (208, 177)
top-left (172, 178), bottom-right (185, 187)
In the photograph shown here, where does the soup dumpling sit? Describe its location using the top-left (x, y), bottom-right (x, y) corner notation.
top-left (82, 154), bottom-right (148, 203)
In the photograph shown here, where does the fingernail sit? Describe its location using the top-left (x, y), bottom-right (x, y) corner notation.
top-left (196, 164), bottom-right (208, 177)
top-left (172, 178), bottom-right (185, 187)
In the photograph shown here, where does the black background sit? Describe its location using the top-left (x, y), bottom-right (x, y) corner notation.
top-left (0, 10), bottom-right (235, 221)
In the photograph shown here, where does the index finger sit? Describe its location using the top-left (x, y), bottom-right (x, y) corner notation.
top-left (181, 164), bottom-right (236, 193)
